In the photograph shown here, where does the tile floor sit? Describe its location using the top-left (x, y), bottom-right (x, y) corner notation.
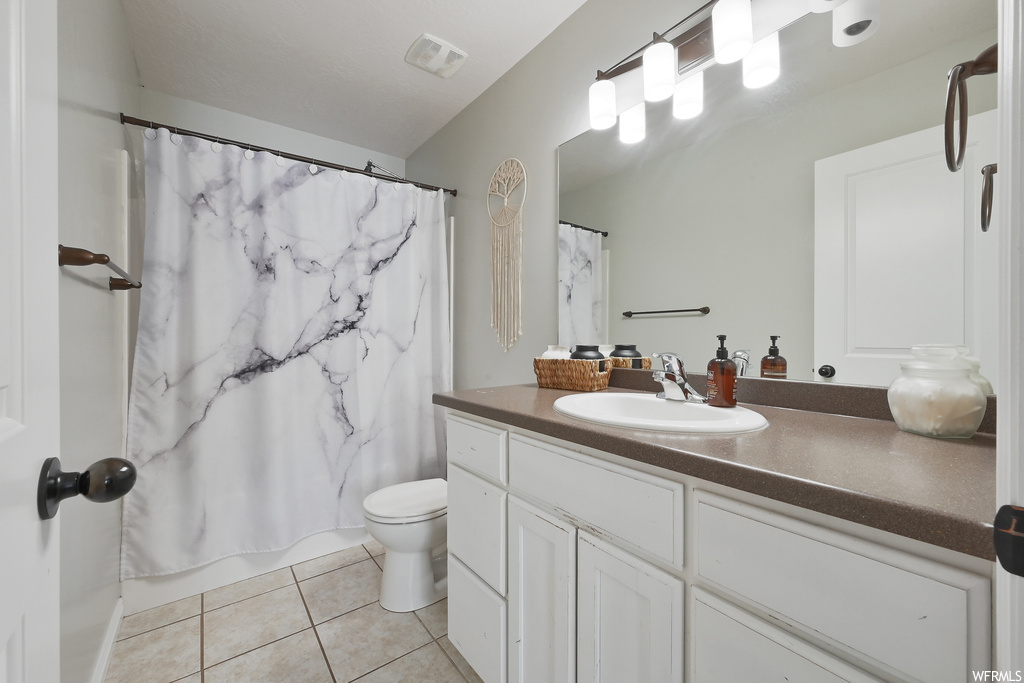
top-left (104, 541), bottom-right (483, 683)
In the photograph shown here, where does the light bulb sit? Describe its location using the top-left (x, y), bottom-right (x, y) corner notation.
top-left (712, 0), bottom-right (753, 64)
top-left (742, 32), bottom-right (780, 89)
top-left (643, 41), bottom-right (676, 102)
top-left (589, 80), bottom-right (617, 130)
top-left (673, 71), bottom-right (704, 120)
top-left (619, 102), bottom-right (645, 144)
top-left (833, 0), bottom-right (880, 47)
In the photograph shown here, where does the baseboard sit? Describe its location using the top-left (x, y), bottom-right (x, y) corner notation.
top-left (91, 597), bottom-right (124, 683)
top-left (121, 527), bottom-right (372, 614)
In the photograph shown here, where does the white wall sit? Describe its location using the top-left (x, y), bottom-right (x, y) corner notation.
top-left (139, 89), bottom-right (405, 177)
top-left (57, 1), bottom-right (141, 681)
top-left (407, 0), bottom-right (691, 389)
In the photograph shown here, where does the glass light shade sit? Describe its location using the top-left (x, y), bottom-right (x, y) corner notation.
top-left (712, 0), bottom-right (753, 64)
top-left (673, 71), bottom-right (704, 120)
top-left (619, 102), bottom-right (645, 144)
top-left (833, 0), bottom-right (879, 47)
top-left (643, 41), bottom-right (676, 102)
top-left (808, 0), bottom-right (849, 12)
top-left (589, 80), bottom-right (617, 130)
top-left (742, 32), bottom-right (780, 89)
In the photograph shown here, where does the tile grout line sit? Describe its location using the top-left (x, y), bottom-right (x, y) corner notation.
top-left (199, 592), bottom-right (205, 682)
top-left (349, 640), bottom-right (441, 682)
top-left (293, 563), bottom-right (338, 683)
top-left (434, 636), bottom-right (474, 683)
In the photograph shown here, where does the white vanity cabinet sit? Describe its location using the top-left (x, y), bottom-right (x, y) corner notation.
top-left (444, 412), bottom-right (992, 683)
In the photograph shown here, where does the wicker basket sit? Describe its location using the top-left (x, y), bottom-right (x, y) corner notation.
top-left (607, 356), bottom-right (653, 370)
top-left (533, 358), bottom-right (610, 392)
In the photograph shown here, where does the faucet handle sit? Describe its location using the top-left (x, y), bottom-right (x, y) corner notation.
top-left (652, 352), bottom-right (684, 376)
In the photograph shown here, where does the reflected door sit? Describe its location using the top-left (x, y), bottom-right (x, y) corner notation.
top-left (814, 109), bottom-right (998, 388)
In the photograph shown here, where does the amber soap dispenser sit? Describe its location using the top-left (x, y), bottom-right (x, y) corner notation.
top-left (707, 335), bottom-right (737, 407)
top-left (761, 335), bottom-right (788, 379)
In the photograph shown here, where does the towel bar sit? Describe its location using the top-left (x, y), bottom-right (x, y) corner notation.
top-left (58, 245), bottom-right (141, 290)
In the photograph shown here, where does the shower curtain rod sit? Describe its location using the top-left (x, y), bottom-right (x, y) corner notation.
top-left (119, 114), bottom-right (458, 197)
top-left (560, 220), bottom-right (608, 237)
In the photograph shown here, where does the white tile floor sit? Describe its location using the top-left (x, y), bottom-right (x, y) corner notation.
top-left (104, 541), bottom-right (482, 683)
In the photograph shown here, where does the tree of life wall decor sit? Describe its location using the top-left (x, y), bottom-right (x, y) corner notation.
top-left (487, 158), bottom-right (527, 351)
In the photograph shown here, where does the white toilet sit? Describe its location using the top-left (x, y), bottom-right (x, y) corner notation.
top-left (362, 478), bottom-right (448, 612)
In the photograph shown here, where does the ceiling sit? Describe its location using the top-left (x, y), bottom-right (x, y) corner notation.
top-left (119, 0), bottom-right (590, 159)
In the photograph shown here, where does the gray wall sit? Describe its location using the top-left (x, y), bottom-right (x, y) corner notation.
top-left (408, 0), bottom-right (997, 389)
top-left (407, 0), bottom-right (692, 389)
top-left (58, 1), bottom-right (141, 680)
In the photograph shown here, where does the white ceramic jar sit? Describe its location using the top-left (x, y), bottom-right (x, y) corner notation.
top-left (887, 350), bottom-right (987, 438)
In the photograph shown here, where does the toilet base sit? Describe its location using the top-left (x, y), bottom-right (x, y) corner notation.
top-left (379, 544), bottom-right (448, 612)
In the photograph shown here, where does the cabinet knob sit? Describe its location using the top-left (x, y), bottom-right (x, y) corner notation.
top-left (37, 457), bottom-right (137, 520)
top-left (818, 365), bottom-right (836, 378)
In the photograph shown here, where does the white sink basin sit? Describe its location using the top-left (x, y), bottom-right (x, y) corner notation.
top-left (553, 392), bottom-right (768, 434)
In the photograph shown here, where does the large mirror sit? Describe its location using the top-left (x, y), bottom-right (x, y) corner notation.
top-left (558, 0), bottom-right (998, 388)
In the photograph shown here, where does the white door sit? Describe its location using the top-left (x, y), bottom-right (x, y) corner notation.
top-left (507, 497), bottom-right (575, 683)
top-left (814, 109), bottom-right (999, 387)
top-left (0, 0), bottom-right (61, 681)
top-left (576, 532), bottom-right (683, 683)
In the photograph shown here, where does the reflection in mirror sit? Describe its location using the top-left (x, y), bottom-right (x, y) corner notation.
top-left (558, 0), bottom-right (998, 388)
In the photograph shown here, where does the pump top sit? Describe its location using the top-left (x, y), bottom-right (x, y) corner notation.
top-left (717, 334), bottom-right (729, 360)
top-left (768, 335), bottom-right (780, 355)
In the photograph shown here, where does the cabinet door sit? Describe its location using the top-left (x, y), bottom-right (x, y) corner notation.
top-left (577, 532), bottom-right (683, 683)
top-left (508, 497), bottom-right (576, 683)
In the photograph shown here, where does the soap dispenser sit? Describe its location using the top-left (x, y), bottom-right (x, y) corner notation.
top-left (707, 335), bottom-right (738, 407)
top-left (761, 335), bottom-right (787, 379)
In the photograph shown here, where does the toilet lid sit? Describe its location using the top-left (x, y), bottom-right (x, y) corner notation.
top-left (363, 478), bottom-right (447, 520)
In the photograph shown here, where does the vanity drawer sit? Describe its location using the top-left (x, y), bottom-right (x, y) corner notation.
top-left (447, 414), bottom-right (507, 484)
top-left (692, 588), bottom-right (878, 682)
top-left (449, 554), bottom-right (507, 683)
top-left (695, 491), bottom-right (990, 682)
top-left (508, 434), bottom-right (683, 567)
top-left (448, 463), bottom-right (507, 596)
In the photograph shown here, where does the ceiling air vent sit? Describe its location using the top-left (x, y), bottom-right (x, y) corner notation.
top-left (405, 33), bottom-right (468, 78)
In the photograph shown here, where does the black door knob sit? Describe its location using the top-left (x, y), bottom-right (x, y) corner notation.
top-left (818, 365), bottom-right (836, 378)
top-left (37, 457), bottom-right (137, 520)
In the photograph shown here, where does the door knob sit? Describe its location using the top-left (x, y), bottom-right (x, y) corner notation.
top-left (818, 365), bottom-right (836, 378)
top-left (37, 457), bottom-right (137, 520)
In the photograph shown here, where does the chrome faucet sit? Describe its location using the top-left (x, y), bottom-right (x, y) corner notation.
top-left (731, 349), bottom-right (750, 377)
top-left (651, 352), bottom-right (707, 403)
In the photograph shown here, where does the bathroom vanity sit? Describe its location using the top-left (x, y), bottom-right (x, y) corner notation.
top-left (434, 381), bottom-right (995, 683)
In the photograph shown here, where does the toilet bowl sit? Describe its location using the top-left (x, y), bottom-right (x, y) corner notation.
top-left (363, 478), bottom-right (448, 612)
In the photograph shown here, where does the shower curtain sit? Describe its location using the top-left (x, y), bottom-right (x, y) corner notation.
top-left (121, 129), bottom-right (450, 579)
top-left (557, 222), bottom-right (605, 347)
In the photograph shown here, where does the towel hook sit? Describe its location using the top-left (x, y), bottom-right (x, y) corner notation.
top-left (58, 245), bottom-right (141, 291)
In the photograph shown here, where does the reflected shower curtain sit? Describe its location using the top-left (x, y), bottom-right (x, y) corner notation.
top-left (557, 222), bottom-right (605, 347)
top-left (121, 130), bottom-right (450, 579)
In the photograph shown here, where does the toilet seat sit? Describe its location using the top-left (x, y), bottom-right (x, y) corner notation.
top-left (363, 478), bottom-right (447, 524)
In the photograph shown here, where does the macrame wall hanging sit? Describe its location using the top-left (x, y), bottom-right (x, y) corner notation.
top-left (487, 158), bottom-right (528, 351)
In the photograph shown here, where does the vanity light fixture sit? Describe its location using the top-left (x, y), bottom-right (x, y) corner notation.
top-left (620, 101), bottom-right (646, 143)
top-left (673, 70), bottom-right (704, 119)
top-left (589, 79), bottom-right (617, 129)
top-left (643, 35), bottom-right (677, 102)
top-left (712, 0), bottom-right (754, 64)
top-left (742, 31), bottom-right (780, 88)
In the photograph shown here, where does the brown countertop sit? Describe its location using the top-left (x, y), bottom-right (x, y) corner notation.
top-left (433, 384), bottom-right (997, 561)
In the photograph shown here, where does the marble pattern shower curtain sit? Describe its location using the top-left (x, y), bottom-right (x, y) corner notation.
top-left (121, 130), bottom-right (450, 579)
top-left (557, 222), bottom-right (605, 347)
